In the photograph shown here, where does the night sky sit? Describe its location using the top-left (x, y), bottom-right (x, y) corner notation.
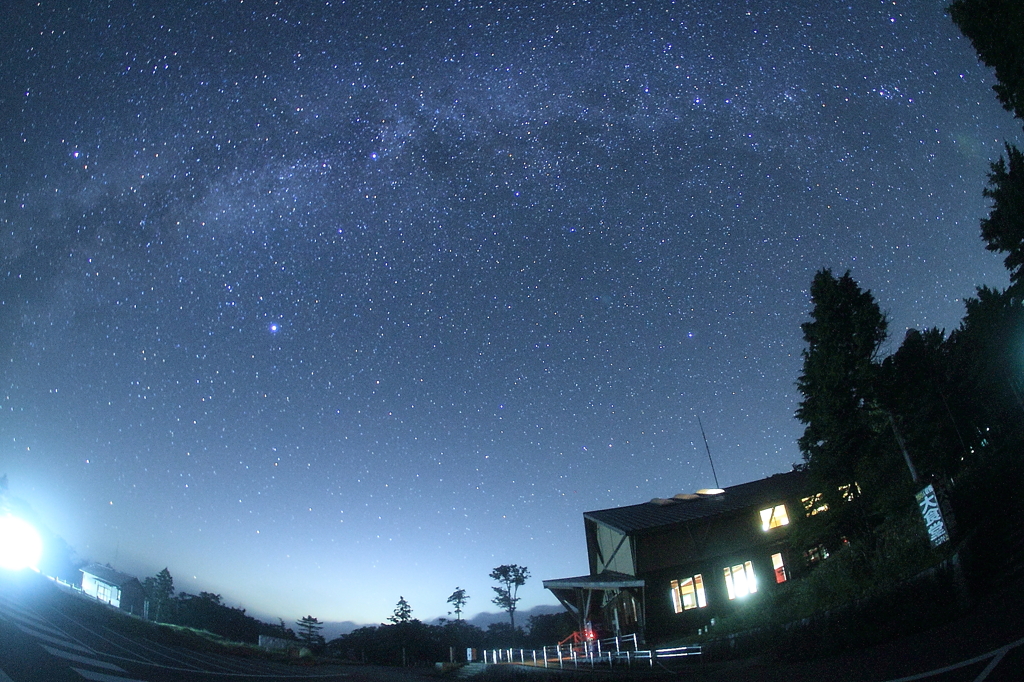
top-left (1, 0), bottom-right (1018, 626)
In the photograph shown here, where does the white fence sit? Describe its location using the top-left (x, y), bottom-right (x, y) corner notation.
top-left (481, 633), bottom-right (701, 669)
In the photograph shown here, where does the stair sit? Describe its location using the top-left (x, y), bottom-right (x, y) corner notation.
top-left (456, 662), bottom-right (489, 678)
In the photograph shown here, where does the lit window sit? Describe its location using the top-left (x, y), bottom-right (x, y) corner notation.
top-left (96, 582), bottom-right (112, 602)
top-left (759, 504), bottom-right (790, 531)
top-left (670, 575), bottom-right (707, 613)
top-left (771, 553), bottom-right (787, 584)
top-left (801, 493), bottom-right (828, 516)
top-left (723, 561), bottom-right (757, 599)
top-left (839, 483), bottom-right (860, 501)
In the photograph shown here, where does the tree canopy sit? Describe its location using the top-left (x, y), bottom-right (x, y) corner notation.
top-left (446, 587), bottom-right (468, 622)
top-left (296, 615), bottom-right (325, 649)
top-left (951, 1), bottom-right (1024, 295)
top-left (387, 596), bottom-right (413, 625)
top-left (490, 564), bottom-right (529, 632)
top-left (978, 145), bottom-right (1024, 293)
top-left (142, 568), bottom-right (174, 623)
top-left (948, 0), bottom-right (1024, 120)
top-left (796, 269), bottom-right (888, 494)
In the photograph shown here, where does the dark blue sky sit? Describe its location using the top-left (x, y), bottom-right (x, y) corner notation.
top-left (1, 0), bottom-right (1017, 624)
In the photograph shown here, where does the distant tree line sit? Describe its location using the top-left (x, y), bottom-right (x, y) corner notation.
top-left (327, 566), bottom-right (572, 666)
top-left (328, 606), bottom-right (573, 666)
top-left (141, 567), bottom-right (297, 644)
top-left (137, 563), bottom-right (555, 658)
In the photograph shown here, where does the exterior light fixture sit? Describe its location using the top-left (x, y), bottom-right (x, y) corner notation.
top-left (0, 515), bottom-right (43, 572)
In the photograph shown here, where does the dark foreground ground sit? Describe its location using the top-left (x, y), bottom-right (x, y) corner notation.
top-left (481, 574), bottom-right (1024, 682)
top-left (3, 567), bottom-right (1023, 682)
top-left (694, 575), bottom-right (1024, 681)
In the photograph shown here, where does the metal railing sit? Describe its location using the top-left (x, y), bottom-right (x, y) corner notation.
top-left (481, 634), bottom-right (701, 669)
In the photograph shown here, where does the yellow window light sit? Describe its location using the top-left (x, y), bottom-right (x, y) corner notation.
top-left (759, 504), bottom-right (790, 531)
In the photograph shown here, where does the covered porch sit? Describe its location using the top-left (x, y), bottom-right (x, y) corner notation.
top-left (543, 571), bottom-right (646, 641)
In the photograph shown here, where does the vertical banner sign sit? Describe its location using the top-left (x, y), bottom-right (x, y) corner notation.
top-left (916, 483), bottom-right (952, 548)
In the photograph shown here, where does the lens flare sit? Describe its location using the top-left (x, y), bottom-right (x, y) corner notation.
top-left (0, 515), bottom-right (43, 571)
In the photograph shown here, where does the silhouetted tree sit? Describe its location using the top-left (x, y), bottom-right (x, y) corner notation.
top-left (438, 619), bottom-right (485, 657)
top-left (797, 271), bottom-right (887, 480)
top-left (947, 0), bottom-right (1024, 554)
top-left (296, 615), bottom-right (325, 649)
top-left (526, 611), bottom-right (575, 647)
top-left (879, 328), bottom-right (968, 482)
top-left (446, 587), bottom-right (468, 622)
top-left (951, 1), bottom-right (1024, 296)
top-left (142, 568), bottom-right (175, 622)
top-left (259, 618), bottom-right (297, 641)
top-left (331, 621), bottom-right (486, 666)
top-left (483, 621), bottom-right (517, 648)
top-left (976, 145), bottom-right (1024, 294)
top-left (490, 564), bottom-right (529, 631)
top-left (948, 287), bottom-right (1024, 443)
top-left (171, 591), bottom-right (260, 643)
top-left (796, 270), bottom-right (889, 538)
top-left (388, 596), bottom-right (413, 625)
top-left (949, 0), bottom-right (1024, 120)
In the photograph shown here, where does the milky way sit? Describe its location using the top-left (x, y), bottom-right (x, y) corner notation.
top-left (1, 1), bottom-right (1018, 624)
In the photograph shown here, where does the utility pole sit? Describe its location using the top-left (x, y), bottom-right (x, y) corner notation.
top-left (886, 411), bottom-right (919, 484)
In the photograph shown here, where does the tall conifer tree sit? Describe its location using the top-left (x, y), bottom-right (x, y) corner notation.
top-left (979, 145), bottom-right (1024, 293)
top-left (796, 270), bottom-right (887, 515)
top-left (951, 0), bottom-right (1024, 294)
top-left (949, 0), bottom-right (1024, 120)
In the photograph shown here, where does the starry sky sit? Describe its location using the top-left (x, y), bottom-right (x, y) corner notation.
top-left (1, 0), bottom-right (1019, 626)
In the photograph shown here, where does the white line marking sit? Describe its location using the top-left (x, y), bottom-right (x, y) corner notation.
top-left (973, 645), bottom-right (1010, 682)
top-left (71, 668), bottom-right (147, 682)
top-left (42, 645), bottom-right (127, 672)
top-left (883, 634), bottom-right (1024, 682)
top-left (15, 621), bottom-right (95, 654)
top-left (0, 597), bottom-right (96, 653)
top-left (6, 611), bottom-right (73, 639)
top-left (0, 596), bottom-right (44, 618)
top-left (0, 602), bottom-right (54, 631)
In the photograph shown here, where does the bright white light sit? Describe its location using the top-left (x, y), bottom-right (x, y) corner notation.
top-left (0, 515), bottom-right (43, 571)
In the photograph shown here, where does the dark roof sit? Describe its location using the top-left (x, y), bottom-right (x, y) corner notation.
top-left (543, 571), bottom-right (646, 590)
top-left (80, 563), bottom-right (141, 587)
top-left (584, 469), bottom-right (810, 534)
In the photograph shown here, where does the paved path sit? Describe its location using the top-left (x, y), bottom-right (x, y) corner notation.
top-left (5, 568), bottom-right (1023, 681)
top-left (0, 571), bottom-right (436, 682)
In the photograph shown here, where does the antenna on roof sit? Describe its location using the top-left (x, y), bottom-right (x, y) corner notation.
top-left (697, 415), bottom-right (720, 489)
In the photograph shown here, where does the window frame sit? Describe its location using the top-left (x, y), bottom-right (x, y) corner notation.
top-left (771, 552), bottom-right (788, 584)
top-left (759, 503), bottom-right (790, 531)
top-left (723, 561), bottom-right (757, 599)
top-left (669, 574), bottom-right (707, 613)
